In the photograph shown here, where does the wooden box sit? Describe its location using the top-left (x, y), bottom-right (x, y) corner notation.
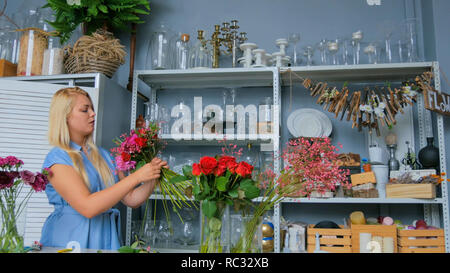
top-left (351, 224), bottom-right (397, 253)
top-left (386, 183), bottom-right (436, 199)
top-left (307, 225), bottom-right (352, 253)
top-left (351, 171), bottom-right (376, 186)
top-left (398, 229), bottom-right (445, 253)
top-left (0, 59), bottom-right (17, 77)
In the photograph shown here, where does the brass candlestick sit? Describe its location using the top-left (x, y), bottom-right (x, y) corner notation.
top-left (198, 20), bottom-right (247, 68)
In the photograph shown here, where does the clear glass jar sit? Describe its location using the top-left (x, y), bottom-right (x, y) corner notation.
top-left (17, 8), bottom-right (48, 76)
top-left (173, 33), bottom-right (190, 69)
top-left (147, 23), bottom-right (173, 70)
top-left (42, 36), bottom-right (65, 75)
top-left (189, 31), bottom-right (212, 69)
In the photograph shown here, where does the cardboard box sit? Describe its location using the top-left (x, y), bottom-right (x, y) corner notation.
top-left (386, 183), bottom-right (436, 199)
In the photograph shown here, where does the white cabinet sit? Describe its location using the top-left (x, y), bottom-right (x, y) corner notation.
top-left (0, 73), bottom-right (133, 246)
top-left (129, 62), bottom-right (449, 253)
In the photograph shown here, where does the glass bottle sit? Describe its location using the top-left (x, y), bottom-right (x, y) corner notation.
top-left (404, 18), bottom-right (419, 62)
top-left (258, 97), bottom-right (272, 135)
top-left (189, 30), bottom-right (212, 69)
top-left (243, 143), bottom-right (260, 176)
top-left (174, 33), bottom-right (190, 69)
top-left (317, 39), bottom-right (328, 65)
top-left (351, 30), bottom-right (363, 65)
top-left (148, 23), bottom-right (173, 70)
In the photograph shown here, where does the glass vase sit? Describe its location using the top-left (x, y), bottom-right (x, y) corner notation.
top-left (200, 201), bottom-right (229, 253)
top-left (0, 202), bottom-right (24, 253)
top-left (230, 215), bottom-right (262, 253)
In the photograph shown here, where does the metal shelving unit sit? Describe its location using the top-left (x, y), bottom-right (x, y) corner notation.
top-left (128, 67), bottom-right (282, 252)
top-left (128, 62), bottom-right (449, 253)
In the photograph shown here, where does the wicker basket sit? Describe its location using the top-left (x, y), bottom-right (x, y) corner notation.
top-left (64, 54), bottom-right (121, 78)
top-left (64, 30), bottom-right (126, 78)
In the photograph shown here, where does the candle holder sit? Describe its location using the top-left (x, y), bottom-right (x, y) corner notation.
top-left (239, 42), bottom-right (257, 68)
top-left (200, 20), bottom-right (248, 68)
top-left (327, 40), bottom-right (339, 65)
top-left (276, 38), bottom-right (288, 55)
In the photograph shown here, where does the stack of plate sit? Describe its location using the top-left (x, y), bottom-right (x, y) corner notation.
top-left (287, 108), bottom-right (332, 138)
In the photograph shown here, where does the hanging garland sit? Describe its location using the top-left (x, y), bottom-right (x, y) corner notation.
top-left (284, 70), bottom-right (434, 137)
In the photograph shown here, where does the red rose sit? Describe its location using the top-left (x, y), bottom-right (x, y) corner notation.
top-left (135, 137), bottom-right (147, 148)
top-left (219, 156), bottom-right (238, 174)
top-left (235, 161), bottom-right (254, 178)
top-left (199, 156), bottom-right (218, 175)
top-left (121, 152), bottom-right (131, 162)
top-left (192, 163), bottom-right (202, 176)
top-left (214, 163), bottom-right (227, 176)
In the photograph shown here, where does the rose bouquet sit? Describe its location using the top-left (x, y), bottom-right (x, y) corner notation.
top-left (177, 154), bottom-right (260, 253)
top-left (111, 122), bottom-right (194, 234)
top-left (0, 156), bottom-right (51, 253)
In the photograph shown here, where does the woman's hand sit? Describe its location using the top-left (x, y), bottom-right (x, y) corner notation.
top-left (133, 157), bottom-right (168, 183)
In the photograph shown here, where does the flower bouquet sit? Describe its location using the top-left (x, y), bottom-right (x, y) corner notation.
top-left (233, 137), bottom-right (351, 253)
top-left (178, 154), bottom-right (260, 253)
top-left (0, 156), bottom-right (51, 253)
top-left (111, 122), bottom-right (194, 235)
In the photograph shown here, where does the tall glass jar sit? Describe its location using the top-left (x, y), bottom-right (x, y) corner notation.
top-left (42, 36), bottom-right (65, 75)
top-left (17, 8), bottom-right (48, 76)
top-left (173, 33), bottom-right (190, 69)
top-left (147, 23), bottom-right (173, 70)
top-left (189, 30), bottom-right (212, 69)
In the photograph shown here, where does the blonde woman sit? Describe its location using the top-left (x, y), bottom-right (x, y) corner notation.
top-left (40, 87), bottom-right (166, 250)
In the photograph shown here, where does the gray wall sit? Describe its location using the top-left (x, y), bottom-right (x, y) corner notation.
top-left (6, 0), bottom-right (450, 227)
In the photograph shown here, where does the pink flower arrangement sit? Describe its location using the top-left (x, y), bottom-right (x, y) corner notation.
top-left (1, 155), bottom-right (51, 252)
top-left (278, 137), bottom-right (350, 197)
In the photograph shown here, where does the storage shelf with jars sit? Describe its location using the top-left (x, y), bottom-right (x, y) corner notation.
top-left (127, 61), bottom-right (448, 253)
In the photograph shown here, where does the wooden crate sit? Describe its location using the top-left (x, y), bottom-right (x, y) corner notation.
top-left (351, 224), bottom-right (397, 253)
top-left (386, 184), bottom-right (436, 199)
top-left (398, 229), bottom-right (445, 253)
top-left (0, 59), bottom-right (17, 77)
top-left (307, 225), bottom-right (352, 253)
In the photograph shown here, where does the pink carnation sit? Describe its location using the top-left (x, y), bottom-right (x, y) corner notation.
top-left (20, 170), bottom-right (36, 186)
top-left (115, 155), bottom-right (136, 172)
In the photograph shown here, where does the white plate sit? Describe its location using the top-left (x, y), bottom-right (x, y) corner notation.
top-left (287, 108), bottom-right (332, 138)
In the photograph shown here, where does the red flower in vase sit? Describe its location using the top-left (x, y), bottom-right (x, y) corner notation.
top-left (192, 163), bottom-right (202, 176)
top-left (235, 161), bottom-right (254, 178)
top-left (218, 156), bottom-right (238, 174)
top-left (199, 156), bottom-right (218, 175)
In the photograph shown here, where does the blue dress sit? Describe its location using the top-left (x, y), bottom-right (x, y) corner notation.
top-left (40, 141), bottom-right (122, 250)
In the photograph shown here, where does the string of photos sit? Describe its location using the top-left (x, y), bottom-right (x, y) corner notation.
top-left (285, 70), bottom-right (435, 137)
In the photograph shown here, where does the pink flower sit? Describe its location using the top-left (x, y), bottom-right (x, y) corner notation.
top-left (115, 155), bottom-right (136, 172)
top-left (20, 170), bottom-right (36, 186)
top-left (0, 171), bottom-right (14, 189)
top-left (32, 172), bottom-right (49, 192)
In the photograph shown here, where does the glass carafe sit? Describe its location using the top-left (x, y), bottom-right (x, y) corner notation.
top-left (148, 23), bottom-right (173, 70)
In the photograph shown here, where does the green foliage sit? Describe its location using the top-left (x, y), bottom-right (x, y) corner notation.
top-left (42, 0), bottom-right (151, 44)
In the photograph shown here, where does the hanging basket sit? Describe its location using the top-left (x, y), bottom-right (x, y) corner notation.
top-left (64, 29), bottom-right (126, 78)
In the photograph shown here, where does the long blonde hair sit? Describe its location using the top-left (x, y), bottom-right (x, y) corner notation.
top-left (48, 87), bottom-right (114, 189)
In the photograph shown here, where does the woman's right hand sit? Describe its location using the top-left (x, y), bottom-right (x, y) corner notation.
top-left (133, 158), bottom-right (167, 183)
